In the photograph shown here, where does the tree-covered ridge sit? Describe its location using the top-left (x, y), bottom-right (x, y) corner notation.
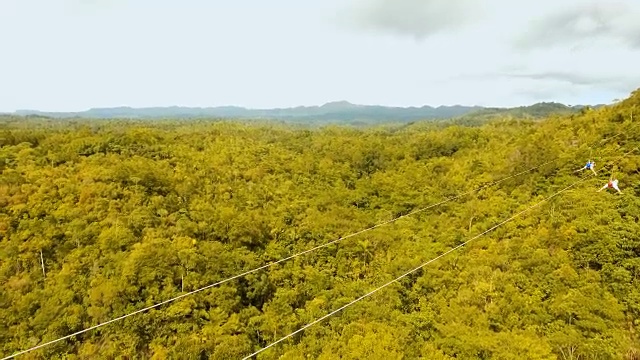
top-left (4, 99), bottom-right (592, 125)
top-left (455, 102), bottom-right (606, 123)
top-left (1, 89), bottom-right (639, 359)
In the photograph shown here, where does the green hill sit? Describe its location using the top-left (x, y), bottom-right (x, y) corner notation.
top-left (1, 89), bottom-right (639, 359)
top-left (456, 102), bottom-right (606, 122)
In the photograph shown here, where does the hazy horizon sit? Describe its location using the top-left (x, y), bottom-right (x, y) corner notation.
top-left (5, 99), bottom-right (606, 114)
top-left (2, 0), bottom-right (640, 112)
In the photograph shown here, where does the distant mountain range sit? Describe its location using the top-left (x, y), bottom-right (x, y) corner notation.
top-left (6, 101), bottom-right (604, 124)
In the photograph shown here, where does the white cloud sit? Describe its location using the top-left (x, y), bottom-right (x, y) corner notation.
top-left (339, 0), bottom-right (640, 103)
top-left (338, 0), bottom-right (485, 40)
top-left (513, 0), bottom-right (640, 51)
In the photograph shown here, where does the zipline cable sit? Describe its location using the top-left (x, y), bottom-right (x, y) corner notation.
top-left (0, 129), bottom-right (631, 360)
top-left (242, 149), bottom-right (638, 360)
top-left (0, 158), bottom-right (555, 360)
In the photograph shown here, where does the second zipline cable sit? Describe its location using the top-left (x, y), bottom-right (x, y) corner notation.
top-left (243, 146), bottom-right (640, 359)
top-left (242, 170), bottom-right (602, 359)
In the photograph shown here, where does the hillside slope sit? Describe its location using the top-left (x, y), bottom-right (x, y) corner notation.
top-left (1, 89), bottom-right (639, 359)
top-left (456, 102), bottom-right (606, 122)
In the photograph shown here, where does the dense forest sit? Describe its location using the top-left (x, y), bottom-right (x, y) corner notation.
top-left (1, 89), bottom-right (640, 359)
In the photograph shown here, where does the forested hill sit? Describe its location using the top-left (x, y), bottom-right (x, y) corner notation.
top-left (8, 100), bottom-right (596, 124)
top-left (457, 102), bottom-right (605, 121)
top-left (1, 89), bottom-right (640, 359)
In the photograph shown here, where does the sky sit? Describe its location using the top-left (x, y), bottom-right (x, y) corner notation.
top-left (1, 0), bottom-right (640, 111)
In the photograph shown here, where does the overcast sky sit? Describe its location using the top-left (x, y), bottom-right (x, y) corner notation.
top-left (1, 0), bottom-right (639, 111)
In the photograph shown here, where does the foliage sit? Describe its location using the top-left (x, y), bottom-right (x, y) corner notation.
top-left (1, 89), bottom-right (640, 359)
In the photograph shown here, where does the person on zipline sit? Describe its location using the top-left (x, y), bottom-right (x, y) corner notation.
top-left (576, 160), bottom-right (597, 175)
top-left (598, 177), bottom-right (622, 194)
